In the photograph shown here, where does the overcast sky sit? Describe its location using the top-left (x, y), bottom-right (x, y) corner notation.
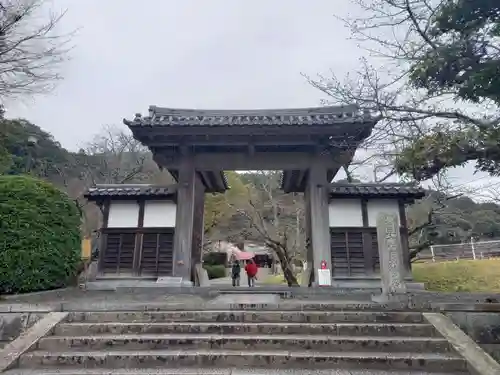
top-left (4, 0), bottom-right (498, 193)
top-left (7, 0), bottom-right (361, 148)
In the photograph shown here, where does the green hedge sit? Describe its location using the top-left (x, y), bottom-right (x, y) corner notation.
top-left (0, 175), bottom-right (82, 294)
top-left (203, 264), bottom-right (226, 280)
top-left (203, 252), bottom-right (227, 266)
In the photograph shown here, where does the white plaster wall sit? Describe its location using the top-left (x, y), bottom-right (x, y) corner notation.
top-left (328, 199), bottom-right (363, 227)
top-left (143, 201), bottom-right (177, 228)
top-left (107, 202), bottom-right (139, 228)
top-left (367, 199), bottom-right (400, 227)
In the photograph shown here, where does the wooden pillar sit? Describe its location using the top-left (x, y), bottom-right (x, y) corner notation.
top-left (361, 198), bottom-right (375, 276)
top-left (398, 200), bottom-right (412, 278)
top-left (302, 187), bottom-right (314, 287)
top-left (97, 200), bottom-right (110, 274)
top-left (173, 156), bottom-right (196, 280)
top-left (306, 162), bottom-right (331, 286)
top-left (133, 200), bottom-right (145, 275)
top-left (190, 175), bottom-right (205, 281)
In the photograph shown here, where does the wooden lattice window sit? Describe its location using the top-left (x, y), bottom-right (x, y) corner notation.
top-left (139, 230), bottom-right (174, 276)
top-left (330, 228), bottom-right (379, 277)
top-left (102, 232), bottom-right (135, 274)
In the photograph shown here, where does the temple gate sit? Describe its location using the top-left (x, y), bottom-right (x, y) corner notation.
top-left (121, 105), bottom-right (377, 286)
top-left (84, 104), bottom-right (426, 287)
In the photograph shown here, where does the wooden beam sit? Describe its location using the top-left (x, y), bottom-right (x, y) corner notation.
top-left (281, 170), bottom-right (296, 193)
top-left (144, 135), bottom-right (323, 148)
top-left (173, 152), bottom-right (341, 170)
top-left (130, 121), bottom-right (374, 138)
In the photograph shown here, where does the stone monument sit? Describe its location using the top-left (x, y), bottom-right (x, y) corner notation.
top-left (372, 212), bottom-right (407, 302)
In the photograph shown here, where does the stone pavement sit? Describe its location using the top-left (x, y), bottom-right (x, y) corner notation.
top-left (1, 369), bottom-right (463, 374)
top-left (206, 293), bottom-right (280, 307)
top-left (210, 267), bottom-right (271, 287)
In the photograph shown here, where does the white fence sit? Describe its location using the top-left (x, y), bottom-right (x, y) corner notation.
top-left (416, 239), bottom-right (500, 262)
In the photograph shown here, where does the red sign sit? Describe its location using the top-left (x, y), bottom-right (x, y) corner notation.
top-left (320, 260), bottom-right (327, 270)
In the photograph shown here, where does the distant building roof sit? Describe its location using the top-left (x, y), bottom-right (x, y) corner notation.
top-left (329, 183), bottom-right (426, 199)
top-left (84, 184), bottom-right (176, 201)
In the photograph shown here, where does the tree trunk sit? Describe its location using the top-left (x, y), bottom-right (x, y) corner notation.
top-left (269, 242), bottom-right (299, 287)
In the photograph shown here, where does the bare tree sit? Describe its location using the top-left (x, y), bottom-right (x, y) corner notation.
top-left (302, 0), bottom-right (500, 257)
top-left (0, 0), bottom-right (73, 99)
top-left (81, 125), bottom-right (154, 186)
top-left (306, 0), bottom-right (499, 182)
top-left (58, 125), bottom-right (173, 235)
top-left (232, 171), bottom-right (303, 286)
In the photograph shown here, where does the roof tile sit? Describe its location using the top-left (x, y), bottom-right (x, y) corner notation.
top-left (85, 184), bottom-right (177, 199)
top-left (329, 183), bottom-right (426, 199)
top-left (124, 105), bottom-right (374, 127)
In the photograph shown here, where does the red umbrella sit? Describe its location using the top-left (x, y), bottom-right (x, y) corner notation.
top-left (234, 249), bottom-right (255, 261)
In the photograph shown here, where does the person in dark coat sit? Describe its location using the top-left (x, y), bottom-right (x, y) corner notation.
top-left (231, 260), bottom-right (241, 287)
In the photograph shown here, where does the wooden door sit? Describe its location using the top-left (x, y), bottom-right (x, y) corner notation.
top-left (101, 232), bottom-right (136, 274)
top-left (139, 229), bottom-right (174, 276)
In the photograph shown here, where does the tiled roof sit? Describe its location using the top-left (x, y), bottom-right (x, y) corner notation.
top-left (124, 104), bottom-right (374, 127)
top-left (329, 183), bottom-right (426, 198)
top-left (85, 184), bottom-right (176, 199)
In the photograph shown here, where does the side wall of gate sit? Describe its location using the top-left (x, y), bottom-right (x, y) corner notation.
top-left (328, 196), bottom-right (411, 282)
top-left (99, 198), bottom-right (177, 277)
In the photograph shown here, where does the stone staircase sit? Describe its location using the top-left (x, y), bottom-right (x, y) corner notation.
top-left (4, 309), bottom-right (470, 374)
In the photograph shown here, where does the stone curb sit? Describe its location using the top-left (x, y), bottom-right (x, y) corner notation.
top-left (431, 303), bottom-right (500, 312)
top-left (423, 312), bottom-right (500, 375)
top-left (2, 301), bottom-right (500, 313)
top-left (0, 312), bottom-right (68, 372)
top-left (0, 288), bottom-right (74, 301)
top-left (0, 304), bottom-right (55, 313)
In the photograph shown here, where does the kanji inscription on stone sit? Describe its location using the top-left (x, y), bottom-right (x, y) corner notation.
top-left (376, 213), bottom-right (406, 295)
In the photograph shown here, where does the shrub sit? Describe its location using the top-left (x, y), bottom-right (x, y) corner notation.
top-left (203, 252), bottom-right (227, 266)
top-left (0, 175), bottom-right (81, 294)
top-left (203, 264), bottom-right (226, 280)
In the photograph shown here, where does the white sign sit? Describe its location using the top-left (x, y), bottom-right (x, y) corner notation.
top-left (317, 268), bottom-right (332, 286)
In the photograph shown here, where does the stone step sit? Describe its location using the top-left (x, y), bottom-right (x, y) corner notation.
top-left (66, 310), bottom-right (424, 324)
top-left (1, 368), bottom-right (471, 375)
top-left (54, 321), bottom-right (439, 337)
top-left (18, 349), bottom-right (467, 372)
top-left (37, 334), bottom-right (452, 353)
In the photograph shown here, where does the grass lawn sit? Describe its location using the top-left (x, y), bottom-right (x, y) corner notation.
top-left (412, 258), bottom-right (500, 292)
top-left (262, 273), bottom-right (303, 285)
top-left (261, 259), bottom-right (500, 292)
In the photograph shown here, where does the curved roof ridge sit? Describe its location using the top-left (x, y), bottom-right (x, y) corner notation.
top-left (148, 104), bottom-right (360, 117)
top-left (331, 182), bottom-right (420, 186)
top-left (93, 183), bottom-right (174, 188)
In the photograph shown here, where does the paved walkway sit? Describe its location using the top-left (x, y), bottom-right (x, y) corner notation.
top-left (210, 268), bottom-right (271, 287)
top-left (207, 293), bottom-right (280, 307)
